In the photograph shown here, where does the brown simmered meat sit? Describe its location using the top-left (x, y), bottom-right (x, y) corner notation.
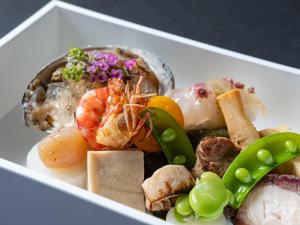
top-left (142, 165), bottom-right (195, 211)
top-left (192, 136), bottom-right (240, 178)
top-left (235, 174), bottom-right (300, 225)
top-left (187, 128), bottom-right (229, 149)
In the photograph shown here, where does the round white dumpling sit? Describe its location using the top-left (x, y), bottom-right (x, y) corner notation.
top-left (27, 143), bottom-right (86, 189)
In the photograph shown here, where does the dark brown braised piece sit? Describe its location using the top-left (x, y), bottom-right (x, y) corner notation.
top-left (187, 128), bottom-right (229, 149)
top-left (192, 136), bottom-right (240, 178)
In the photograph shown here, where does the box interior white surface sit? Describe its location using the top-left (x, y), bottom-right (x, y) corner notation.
top-left (0, 1), bottom-right (300, 224)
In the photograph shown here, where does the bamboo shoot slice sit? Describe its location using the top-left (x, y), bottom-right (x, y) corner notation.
top-left (217, 89), bottom-right (259, 148)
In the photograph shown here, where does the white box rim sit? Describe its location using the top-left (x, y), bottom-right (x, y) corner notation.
top-left (0, 1), bottom-right (299, 224)
top-left (1, 0), bottom-right (299, 76)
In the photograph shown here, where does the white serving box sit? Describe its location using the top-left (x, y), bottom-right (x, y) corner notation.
top-left (0, 1), bottom-right (300, 224)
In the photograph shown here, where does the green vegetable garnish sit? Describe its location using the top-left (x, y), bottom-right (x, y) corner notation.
top-left (285, 139), bottom-right (297, 153)
top-left (256, 149), bottom-right (274, 165)
top-left (174, 172), bottom-right (229, 223)
top-left (234, 168), bottom-right (252, 184)
top-left (62, 48), bottom-right (87, 82)
top-left (67, 48), bottom-right (87, 61)
top-left (142, 107), bottom-right (196, 169)
top-left (161, 128), bottom-right (176, 142)
top-left (169, 132), bottom-right (300, 224)
top-left (175, 194), bottom-right (193, 216)
top-left (172, 155), bottom-right (186, 165)
top-left (62, 64), bottom-right (84, 82)
top-left (222, 132), bottom-right (300, 208)
top-left (174, 208), bottom-right (188, 223)
top-left (189, 172), bottom-right (228, 218)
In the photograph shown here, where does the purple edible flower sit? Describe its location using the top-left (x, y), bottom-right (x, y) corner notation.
top-left (97, 73), bottom-right (109, 83)
top-left (87, 63), bottom-right (98, 74)
top-left (93, 60), bottom-right (109, 71)
top-left (111, 69), bottom-right (124, 79)
top-left (107, 53), bottom-right (118, 66)
top-left (93, 51), bottom-right (103, 60)
top-left (124, 59), bottom-right (136, 70)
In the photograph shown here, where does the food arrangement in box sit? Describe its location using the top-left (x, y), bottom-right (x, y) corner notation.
top-left (22, 46), bottom-right (300, 225)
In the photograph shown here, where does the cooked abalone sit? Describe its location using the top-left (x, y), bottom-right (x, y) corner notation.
top-left (22, 47), bottom-right (174, 132)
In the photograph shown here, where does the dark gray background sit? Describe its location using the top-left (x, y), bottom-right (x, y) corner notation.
top-left (1, 0), bottom-right (300, 68)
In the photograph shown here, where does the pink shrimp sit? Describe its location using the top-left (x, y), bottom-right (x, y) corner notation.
top-left (75, 87), bottom-right (109, 150)
top-left (76, 78), bottom-right (158, 151)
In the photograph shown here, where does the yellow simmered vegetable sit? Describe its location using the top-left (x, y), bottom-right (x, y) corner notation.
top-left (147, 96), bottom-right (184, 127)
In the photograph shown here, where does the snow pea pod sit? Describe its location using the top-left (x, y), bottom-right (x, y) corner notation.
top-left (142, 107), bottom-right (196, 169)
top-left (222, 132), bottom-right (300, 209)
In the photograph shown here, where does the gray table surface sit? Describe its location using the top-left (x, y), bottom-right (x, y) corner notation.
top-left (1, 0), bottom-right (300, 68)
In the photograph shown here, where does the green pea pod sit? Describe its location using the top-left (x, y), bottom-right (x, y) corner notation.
top-left (142, 107), bottom-right (196, 169)
top-left (222, 132), bottom-right (300, 209)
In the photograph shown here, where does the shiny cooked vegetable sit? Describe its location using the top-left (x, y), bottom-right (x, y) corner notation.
top-left (175, 172), bottom-right (231, 222)
top-left (147, 96), bottom-right (185, 127)
top-left (172, 132), bottom-right (300, 224)
top-left (142, 107), bottom-right (196, 169)
top-left (222, 132), bottom-right (300, 209)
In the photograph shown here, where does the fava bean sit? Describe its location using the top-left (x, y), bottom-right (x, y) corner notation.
top-left (175, 194), bottom-right (193, 216)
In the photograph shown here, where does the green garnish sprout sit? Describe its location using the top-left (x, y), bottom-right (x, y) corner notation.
top-left (63, 64), bottom-right (84, 82)
top-left (67, 48), bottom-right (87, 61)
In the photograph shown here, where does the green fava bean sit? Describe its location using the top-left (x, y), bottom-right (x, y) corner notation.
top-left (173, 208), bottom-right (188, 223)
top-left (189, 187), bottom-right (221, 218)
top-left (197, 172), bottom-right (227, 195)
top-left (222, 132), bottom-right (300, 209)
top-left (175, 194), bottom-right (193, 216)
top-left (195, 207), bottom-right (224, 223)
top-left (189, 172), bottom-right (228, 218)
top-left (141, 108), bottom-right (196, 169)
